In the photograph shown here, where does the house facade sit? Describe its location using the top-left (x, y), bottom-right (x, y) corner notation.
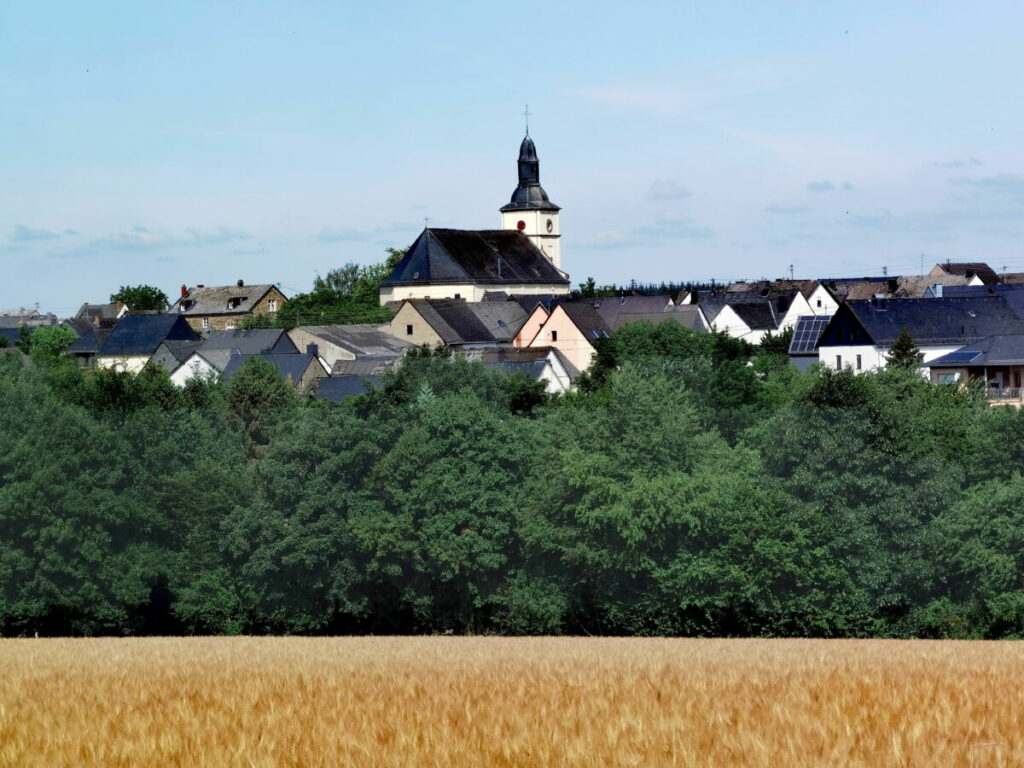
top-left (816, 296), bottom-right (1024, 373)
top-left (174, 281), bottom-right (287, 334)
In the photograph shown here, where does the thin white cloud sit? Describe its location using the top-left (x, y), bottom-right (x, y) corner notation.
top-left (580, 230), bottom-right (629, 247)
top-left (765, 205), bottom-right (810, 215)
top-left (807, 180), bottom-right (836, 193)
top-left (568, 85), bottom-right (690, 109)
top-left (932, 158), bottom-right (983, 169)
top-left (92, 225), bottom-right (252, 251)
top-left (648, 180), bottom-right (690, 200)
top-left (10, 224), bottom-right (61, 242)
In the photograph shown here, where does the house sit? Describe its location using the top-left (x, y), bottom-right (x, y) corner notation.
top-left (200, 328), bottom-right (298, 356)
top-left (221, 352), bottom-right (328, 390)
top-left (0, 309), bottom-right (60, 329)
top-left (379, 228), bottom-right (570, 305)
top-left (96, 314), bottom-right (199, 373)
top-left (151, 339), bottom-right (204, 374)
top-left (816, 295), bottom-right (1024, 373)
top-left (609, 306), bottom-right (708, 333)
top-left (168, 351), bottom-right (223, 387)
top-left (331, 358), bottom-right (402, 377)
top-left (287, 324), bottom-right (414, 371)
top-left (696, 293), bottom-right (778, 344)
top-left (174, 280), bottom-right (287, 334)
top-left (895, 274), bottom-right (977, 298)
top-left (788, 315), bottom-right (831, 371)
top-left (479, 346), bottom-right (572, 394)
top-left (929, 262), bottom-right (999, 285)
top-left (928, 335), bottom-right (1024, 403)
top-left (384, 298), bottom-right (527, 349)
top-left (67, 301), bottom-right (127, 336)
top-left (519, 302), bottom-right (611, 380)
top-left (316, 376), bottom-right (383, 403)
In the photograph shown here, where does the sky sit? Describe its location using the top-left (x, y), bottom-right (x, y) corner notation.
top-left (3, 1), bottom-right (1024, 315)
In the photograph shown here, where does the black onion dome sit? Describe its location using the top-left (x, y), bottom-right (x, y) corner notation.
top-left (500, 135), bottom-right (560, 212)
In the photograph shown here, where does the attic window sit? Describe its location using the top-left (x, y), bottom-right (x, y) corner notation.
top-left (454, 293), bottom-right (461, 299)
top-left (406, 324), bottom-right (413, 336)
top-left (267, 299), bottom-right (277, 312)
top-left (551, 330), bottom-right (558, 342)
top-left (227, 296), bottom-right (247, 310)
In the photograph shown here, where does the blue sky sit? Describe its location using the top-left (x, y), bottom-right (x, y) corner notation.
top-left (3, 1), bottom-right (1024, 314)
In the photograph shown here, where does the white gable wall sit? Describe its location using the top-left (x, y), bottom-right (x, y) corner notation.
top-left (807, 284), bottom-right (839, 316)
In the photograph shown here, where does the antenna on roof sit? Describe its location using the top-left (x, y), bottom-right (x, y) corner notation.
top-left (423, 217), bottom-right (429, 230)
top-left (523, 104), bottom-right (531, 136)
top-left (788, 264), bottom-right (794, 280)
top-left (882, 265), bottom-right (888, 277)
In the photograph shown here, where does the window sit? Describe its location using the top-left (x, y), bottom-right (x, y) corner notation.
top-left (267, 299), bottom-right (277, 312)
top-left (202, 317), bottom-right (210, 332)
top-left (937, 372), bottom-right (960, 385)
top-left (551, 330), bottom-right (558, 342)
top-left (454, 293), bottom-right (461, 299)
top-left (816, 299), bottom-right (822, 308)
top-left (835, 355), bottom-right (842, 370)
top-left (225, 322), bottom-right (236, 330)
top-left (406, 324), bottom-right (413, 336)
top-left (856, 354), bottom-right (862, 371)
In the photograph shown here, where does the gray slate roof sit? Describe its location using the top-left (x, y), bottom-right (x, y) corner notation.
top-left (383, 229), bottom-right (568, 287)
top-left (408, 299), bottom-right (528, 344)
top-left (200, 329), bottom-right (297, 355)
top-left (221, 353), bottom-right (322, 385)
top-left (588, 295), bottom-right (674, 325)
top-left (610, 306), bottom-right (707, 332)
top-left (825, 296), bottom-right (1024, 347)
top-left (331, 358), bottom-right (401, 376)
top-left (316, 376), bottom-right (383, 403)
top-left (558, 302), bottom-right (612, 340)
top-left (99, 314), bottom-right (197, 356)
top-left (175, 283), bottom-right (281, 316)
top-left (296, 324), bottom-right (414, 357)
top-left (929, 335), bottom-right (1024, 367)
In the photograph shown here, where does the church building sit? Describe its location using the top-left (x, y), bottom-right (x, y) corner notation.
top-left (379, 134), bottom-right (571, 305)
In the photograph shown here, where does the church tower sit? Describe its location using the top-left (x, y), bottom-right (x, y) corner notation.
top-left (500, 133), bottom-right (562, 270)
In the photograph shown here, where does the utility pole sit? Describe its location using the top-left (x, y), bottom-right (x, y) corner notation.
top-left (882, 265), bottom-right (888, 277)
top-left (788, 264), bottom-right (794, 280)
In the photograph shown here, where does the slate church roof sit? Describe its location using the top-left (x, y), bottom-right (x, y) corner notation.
top-left (500, 135), bottom-right (560, 212)
top-left (382, 229), bottom-right (568, 288)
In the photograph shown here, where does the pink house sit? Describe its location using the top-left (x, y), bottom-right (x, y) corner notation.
top-left (519, 303), bottom-right (611, 380)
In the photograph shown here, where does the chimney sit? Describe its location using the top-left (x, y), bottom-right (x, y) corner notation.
top-left (197, 284), bottom-right (205, 289)
top-left (237, 279), bottom-right (244, 288)
top-left (180, 284), bottom-right (188, 298)
top-left (306, 343), bottom-right (319, 357)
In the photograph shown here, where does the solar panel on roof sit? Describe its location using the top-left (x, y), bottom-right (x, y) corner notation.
top-left (936, 351), bottom-right (981, 364)
top-left (788, 315), bottom-right (831, 354)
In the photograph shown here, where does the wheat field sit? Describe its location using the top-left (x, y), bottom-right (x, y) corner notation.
top-left (1, 637), bottom-right (1022, 767)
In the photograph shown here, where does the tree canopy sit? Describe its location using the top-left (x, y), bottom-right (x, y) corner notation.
top-left (1, 320), bottom-right (1021, 638)
top-left (110, 285), bottom-right (170, 311)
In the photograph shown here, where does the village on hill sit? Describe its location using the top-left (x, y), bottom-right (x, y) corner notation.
top-left (5, 132), bottom-right (1024, 405)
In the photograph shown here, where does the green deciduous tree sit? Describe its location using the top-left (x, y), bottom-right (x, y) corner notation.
top-left (110, 285), bottom-right (170, 311)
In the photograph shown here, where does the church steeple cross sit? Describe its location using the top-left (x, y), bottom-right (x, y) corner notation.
top-left (523, 104), bottom-right (530, 136)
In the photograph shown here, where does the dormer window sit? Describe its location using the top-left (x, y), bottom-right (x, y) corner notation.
top-left (227, 296), bottom-right (246, 310)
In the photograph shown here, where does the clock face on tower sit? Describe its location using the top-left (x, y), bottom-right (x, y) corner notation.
top-left (546, 218), bottom-right (553, 233)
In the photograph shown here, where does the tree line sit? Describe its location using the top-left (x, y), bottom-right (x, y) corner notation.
top-left (2, 320), bottom-right (1023, 638)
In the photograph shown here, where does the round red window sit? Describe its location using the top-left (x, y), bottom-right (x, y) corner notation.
top-left (517, 220), bottom-right (526, 230)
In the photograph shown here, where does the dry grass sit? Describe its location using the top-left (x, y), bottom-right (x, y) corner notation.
top-left (1, 637), bottom-right (1023, 767)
